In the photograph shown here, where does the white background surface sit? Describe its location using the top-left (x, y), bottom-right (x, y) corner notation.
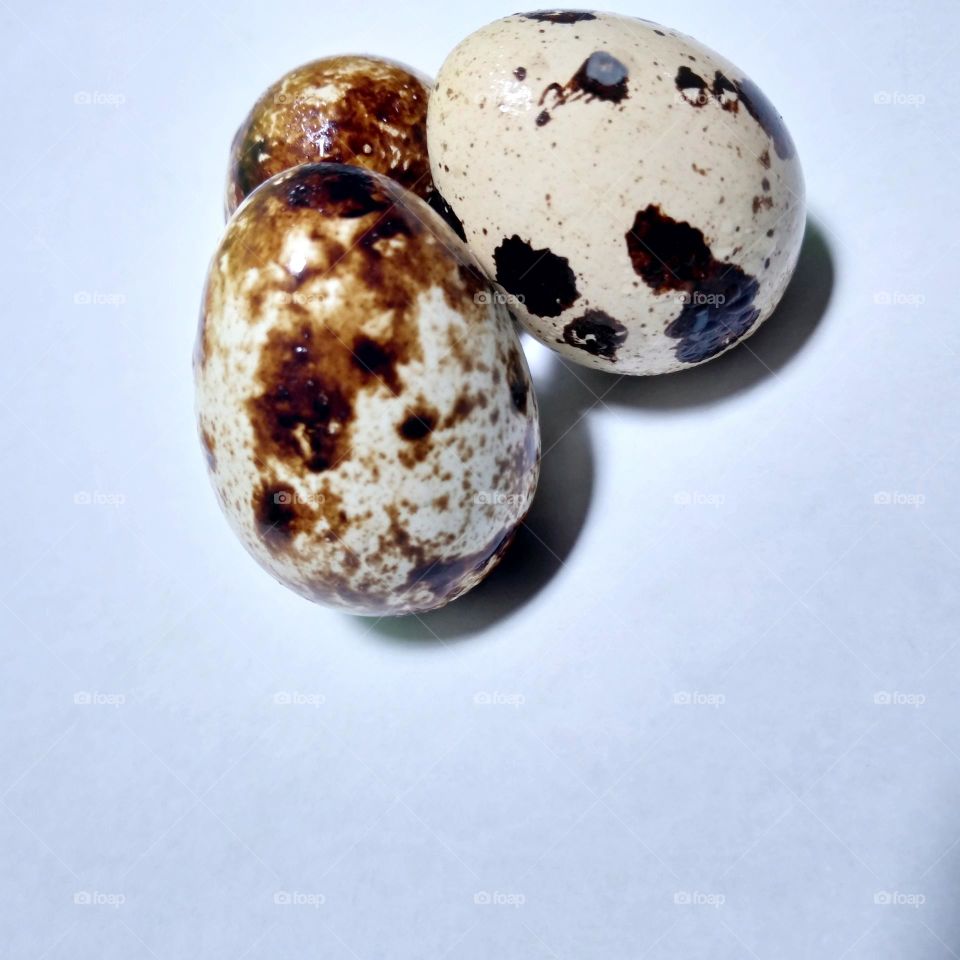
top-left (2, 0), bottom-right (958, 957)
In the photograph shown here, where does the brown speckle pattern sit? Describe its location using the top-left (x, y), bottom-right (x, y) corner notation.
top-left (225, 56), bottom-right (438, 218)
top-left (197, 164), bottom-right (540, 615)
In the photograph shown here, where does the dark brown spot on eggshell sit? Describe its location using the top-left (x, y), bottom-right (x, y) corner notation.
top-left (674, 65), bottom-right (795, 160)
top-left (665, 268), bottom-right (760, 363)
top-left (675, 65), bottom-right (708, 105)
top-left (570, 52), bottom-right (629, 103)
top-left (426, 189), bottom-right (467, 241)
top-left (711, 71), bottom-right (739, 111)
top-left (505, 350), bottom-right (530, 414)
top-left (562, 310), bottom-right (628, 361)
top-left (285, 165), bottom-right (392, 216)
top-left (625, 204), bottom-right (715, 293)
top-left (442, 391), bottom-right (484, 428)
top-left (493, 235), bottom-right (580, 317)
top-left (541, 51), bottom-right (630, 109)
top-left (736, 75), bottom-right (796, 159)
top-left (249, 324), bottom-right (355, 473)
top-left (351, 336), bottom-right (401, 393)
top-left (241, 165), bottom-right (488, 482)
top-left (625, 204), bottom-right (760, 363)
top-left (519, 10), bottom-right (597, 23)
top-left (253, 481), bottom-right (303, 552)
top-left (399, 409), bottom-right (438, 440)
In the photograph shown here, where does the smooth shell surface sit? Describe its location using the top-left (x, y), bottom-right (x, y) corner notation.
top-left (428, 11), bottom-right (806, 375)
top-left (226, 56), bottom-right (437, 218)
top-left (197, 164), bottom-right (540, 615)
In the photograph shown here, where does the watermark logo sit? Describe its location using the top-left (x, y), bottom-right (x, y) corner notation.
top-left (277, 290), bottom-right (329, 307)
top-left (74, 891), bottom-right (125, 908)
top-left (675, 89), bottom-right (712, 108)
top-left (874, 890), bottom-right (925, 908)
top-left (273, 891), bottom-right (325, 908)
top-left (873, 91), bottom-right (925, 107)
top-left (74, 691), bottom-right (125, 707)
top-left (673, 691), bottom-right (725, 708)
top-left (474, 891), bottom-right (525, 907)
top-left (474, 291), bottom-right (525, 306)
top-left (74, 91), bottom-right (126, 107)
top-left (274, 93), bottom-right (326, 108)
top-left (873, 491), bottom-right (924, 508)
top-left (674, 890), bottom-right (725, 908)
top-left (674, 291), bottom-right (726, 307)
top-left (475, 491), bottom-right (526, 507)
top-left (873, 291), bottom-right (925, 307)
top-left (873, 691), bottom-right (925, 708)
top-left (273, 490), bottom-right (325, 508)
top-left (74, 291), bottom-right (126, 307)
top-left (73, 490), bottom-right (126, 507)
top-left (273, 691), bottom-right (325, 707)
top-left (673, 491), bottom-right (725, 508)
top-left (473, 691), bottom-right (525, 708)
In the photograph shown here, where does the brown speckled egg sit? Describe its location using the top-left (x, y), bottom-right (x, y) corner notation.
top-left (427, 11), bottom-right (805, 375)
top-left (196, 164), bottom-right (539, 616)
top-left (226, 55), bottom-right (442, 220)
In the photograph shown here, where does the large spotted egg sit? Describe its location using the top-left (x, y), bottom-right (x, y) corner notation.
top-left (226, 56), bottom-right (441, 219)
top-left (196, 164), bottom-right (539, 615)
top-left (427, 11), bottom-right (805, 375)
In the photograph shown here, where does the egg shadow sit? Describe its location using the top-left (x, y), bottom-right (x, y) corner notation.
top-left (362, 216), bottom-right (830, 642)
top-left (575, 215), bottom-right (834, 409)
top-left (366, 354), bottom-right (595, 643)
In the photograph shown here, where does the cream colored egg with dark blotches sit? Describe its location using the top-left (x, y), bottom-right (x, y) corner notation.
top-left (225, 54), bottom-right (463, 234)
top-left (196, 164), bottom-right (539, 615)
top-left (428, 10), bottom-right (805, 375)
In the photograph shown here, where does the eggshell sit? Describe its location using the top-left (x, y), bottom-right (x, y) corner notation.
top-left (427, 11), bottom-right (806, 374)
top-left (196, 164), bottom-right (539, 615)
top-left (225, 55), bottom-right (436, 218)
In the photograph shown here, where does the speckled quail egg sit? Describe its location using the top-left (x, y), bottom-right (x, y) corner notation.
top-left (427, 10), bottom-right (806, 375)
top-left (226, 55), bottom-right (458, 225)
top-left (196, 163), bottom-right (539, 615)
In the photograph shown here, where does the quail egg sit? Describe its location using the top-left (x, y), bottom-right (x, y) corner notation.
top-left (196, 164), bottom-right (539, 615)
top-left (226, 55), bottom-right (445, 220)
top-left (427, 11), bottom-right (805, 374)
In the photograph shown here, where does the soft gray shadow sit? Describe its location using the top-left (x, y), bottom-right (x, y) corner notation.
top-left (367, 357), bottom-right (595, 643)
top-left (576, 216), bottom-right (834, 409)
top-left (363, 216), bottom-right (831, 642)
